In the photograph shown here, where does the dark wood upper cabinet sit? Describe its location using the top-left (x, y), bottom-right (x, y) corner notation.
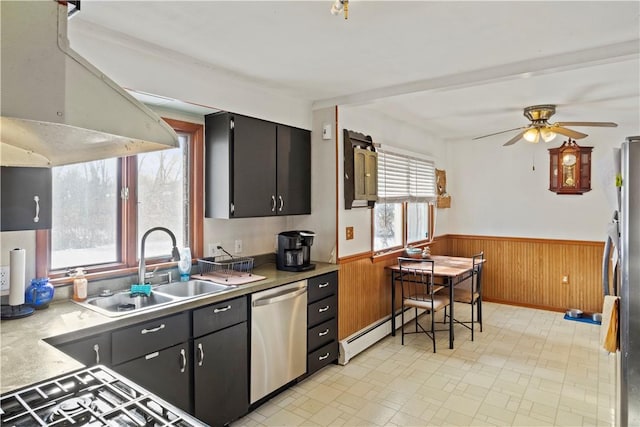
top-left (276, 125), bottom-right (311, 216)
top-left (205, 112), bottom-right (310, 218)
top-left (1, 166), bottom-right (52, 231)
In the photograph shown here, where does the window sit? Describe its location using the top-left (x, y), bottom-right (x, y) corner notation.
top-left (37, 119), bottom-right (204, 279)
top-left (50, 159), bottom-right (119, 269)
top-left (373, 148), bottom-right (436, 253)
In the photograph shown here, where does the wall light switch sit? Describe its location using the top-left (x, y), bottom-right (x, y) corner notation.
top-left (346, 226), bottom-right (354, 240)
top-left (562, 275), bottom-right (569, 284)
top-left (322, 123), bottom-right (332, 140)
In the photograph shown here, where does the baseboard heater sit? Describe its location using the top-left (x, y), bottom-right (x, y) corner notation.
top-left (338, 308), bottom-right (425, 365)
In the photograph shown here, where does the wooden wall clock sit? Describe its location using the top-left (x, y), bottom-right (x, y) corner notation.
top-left (548, 139), bottom-right (592, 194)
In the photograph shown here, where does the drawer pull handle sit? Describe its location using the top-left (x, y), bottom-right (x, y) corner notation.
top-left (141, 324), bottom-right (165, 334)
top-left (318, 352), bottom-right (330, 361)
top-left (213, 305), bottom-right (232, 313)
top-left (318, 329), bottom-right (330, 337)
top-left (93, 344), bottom-right (100, 365)
top-left (318, 282), bottom-right (329, 288)
top-left (33, 196), bottom-right (40, 223)
top-left (318, 306), bottom-right (330, 313)
top-left (180, 348), bottom-right (187, 373)
top-left (197, 343), bottom-right (204, 367)
top-left (145, 351), bottom-right (160, 360)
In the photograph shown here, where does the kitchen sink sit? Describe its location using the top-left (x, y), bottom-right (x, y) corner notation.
top-left (153, 280), bottom-right (234, 298)
top-left (75, 279), bottom-right (235, 317)
top-left (84, 292), bottom-right (177, 317)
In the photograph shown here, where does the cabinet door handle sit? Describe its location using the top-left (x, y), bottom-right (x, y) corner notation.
top-left (33, 196), bottom-right (40, 223)
top-left (318, 306), bottom-right (330, 313)
top-left (318, 329), bottom-right (330, 337)
top-left (213, 305), bottom-right (231, 313)
top-left (179, 348), bottom-right (187, 373)
top-left (318, 282), bottom-right (329, 288)
top-left (145, 351), bottom-right (160, 360)
top-left (141, 324), bottom-right (165, 334)
top-left (278, 195), bottom-right (284, 212)
top-left (197, 343), bottom-right (204, 367)
top-left (93, 344), bottom-right (100, 365)
top-left (271, 195), bottom-right (276, 212)
top-left (318, 352), bottom-right (330, 361)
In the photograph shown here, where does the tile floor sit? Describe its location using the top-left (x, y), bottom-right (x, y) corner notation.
top-left (232, 302), bottom-right (616, 426)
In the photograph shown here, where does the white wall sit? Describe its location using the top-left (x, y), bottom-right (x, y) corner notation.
top-left (67, 22), bottom-right (312, 130)
top-left (290, 107), bottom-right (338, 263)
top-left (447, 128), bottom-right (626, 241)
top-left (337, 106), bottom-right (449, 258)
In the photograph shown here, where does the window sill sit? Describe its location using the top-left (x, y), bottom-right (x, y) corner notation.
top-left (49, 261), bottom-right (179, 286)
top-left (372, 241), bottom-right (433, 263)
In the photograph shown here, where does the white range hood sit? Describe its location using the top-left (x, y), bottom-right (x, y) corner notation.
top-left (0, 0), bottom-right (179, 167)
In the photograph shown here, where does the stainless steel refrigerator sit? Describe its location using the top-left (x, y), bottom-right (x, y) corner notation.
top-left (618, 136), bottom-right (640, 427)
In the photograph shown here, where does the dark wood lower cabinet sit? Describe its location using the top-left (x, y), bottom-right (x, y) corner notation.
top-left (56, 333), bottom-right (112, 367)
top-left (112, 342), bottom-right (192, 413)
top-left (194, 322), bottom-right (248, 427)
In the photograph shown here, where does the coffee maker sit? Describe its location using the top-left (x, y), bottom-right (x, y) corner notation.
top-left (276, 230), bottom-right (316, 271)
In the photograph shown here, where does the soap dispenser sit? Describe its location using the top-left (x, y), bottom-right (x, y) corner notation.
top-left (73, 268), bottom-right (88, 302)
top-left (178, 247), bottom-right (192, 281)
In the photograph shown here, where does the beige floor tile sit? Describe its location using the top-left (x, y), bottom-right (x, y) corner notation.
top-left (262, 408), bottom-right (307, 426)
top-left (354, 401), bottom-right (397, 426)
top-left (306, 406), bottom-right (344, 426)
top-left (232, 302), bottom-right (614, 427)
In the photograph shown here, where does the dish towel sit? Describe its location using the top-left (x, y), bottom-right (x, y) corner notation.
top-left (600, 295), bottom-right (620, 353)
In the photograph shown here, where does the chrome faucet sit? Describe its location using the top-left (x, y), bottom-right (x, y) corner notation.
top-left (138, 227), bottom-right (180, 285)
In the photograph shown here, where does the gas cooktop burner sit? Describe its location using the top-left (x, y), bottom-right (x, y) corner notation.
top-left (0, 365), bottom-right (206, 426)
top-left (47, 396), bottom-right (94, 426)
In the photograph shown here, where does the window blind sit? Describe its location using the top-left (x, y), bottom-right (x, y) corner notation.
top-left (377, 149), bottom-right (436, 203)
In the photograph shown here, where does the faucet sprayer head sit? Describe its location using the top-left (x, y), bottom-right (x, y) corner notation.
top-left (172, 246), bottom-right (181, 261)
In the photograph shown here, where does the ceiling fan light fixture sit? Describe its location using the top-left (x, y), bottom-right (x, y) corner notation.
top-left (523, 128), bottom-right (540, 143)
top-left (540, 128), bottom-right (557, 142)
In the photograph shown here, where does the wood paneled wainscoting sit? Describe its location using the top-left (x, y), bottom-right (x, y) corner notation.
top-left (337, 235), bottom-right (604, 341)
top-left (448, 234), bottom-right (605, 315)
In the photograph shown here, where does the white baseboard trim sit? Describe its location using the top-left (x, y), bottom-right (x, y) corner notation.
top-left (338, 308), bottom-right (425, 365)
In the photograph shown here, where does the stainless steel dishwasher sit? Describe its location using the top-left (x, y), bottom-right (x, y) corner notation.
top-left (251, 280), bottom-right (307, 403)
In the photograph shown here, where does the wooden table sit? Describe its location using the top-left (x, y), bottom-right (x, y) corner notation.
top-left (387, 255), bottom-right (479, 349)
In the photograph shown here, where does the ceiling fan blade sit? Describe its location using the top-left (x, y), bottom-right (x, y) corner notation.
top-left (472, 126), bottom-right (526, 140)
top-left (551, 126), bottom-right (588, 139)
top-left (503, 130), bottom-right (526, 146)
top-left (555, 121), bottom-right (618, 128)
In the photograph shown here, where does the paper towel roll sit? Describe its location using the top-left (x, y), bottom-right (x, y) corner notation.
top-left (8, 248), bottom-right (26, 306)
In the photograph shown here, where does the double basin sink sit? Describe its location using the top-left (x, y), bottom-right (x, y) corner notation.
top-left (77, 280), bottom-right (235, 317)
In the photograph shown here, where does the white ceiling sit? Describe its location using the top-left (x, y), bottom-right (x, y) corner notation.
top-left (71, 1), bottom-right (640, 144)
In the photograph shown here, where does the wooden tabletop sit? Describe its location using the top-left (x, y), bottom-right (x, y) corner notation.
top-left (388, 255), bottom-right (480, 278)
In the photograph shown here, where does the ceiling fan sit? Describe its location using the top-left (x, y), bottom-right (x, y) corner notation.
top-left (473, 104), bottom-right (618, 146)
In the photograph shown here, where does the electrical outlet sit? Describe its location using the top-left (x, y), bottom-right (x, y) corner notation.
top-left (234, 239), bottom-right (242, 254)
top-left (207, 244), bottom-right (216, 257)
top-left (346, 226), bottom-right (354, 240)
top-left (211, 242), bottom-right (223, 257)
top-left (0, 266), bottom-right (10, 293)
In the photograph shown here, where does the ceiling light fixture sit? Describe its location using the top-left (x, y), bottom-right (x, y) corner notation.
top-left (539, 127), bottom-right (557, 142)
top-left (330, 0), bottom-right (348, 19)
top-left (523, 127), bottom-right (557, 144)
top-left (523, 128), bottom-right (540, 143)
